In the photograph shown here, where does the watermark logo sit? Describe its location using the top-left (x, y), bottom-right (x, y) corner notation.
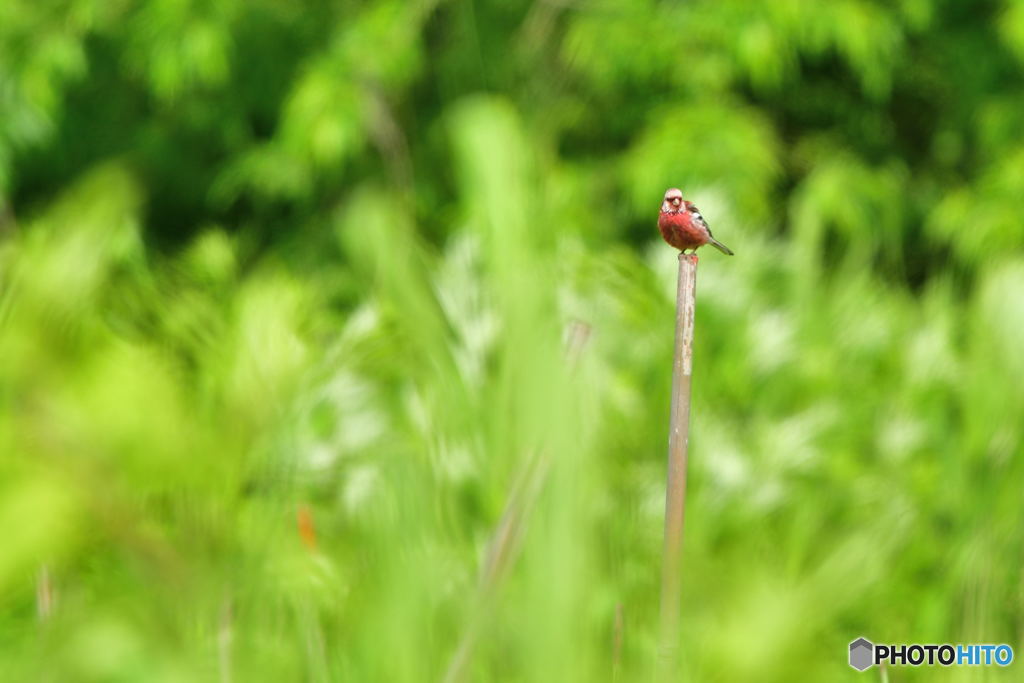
top-left (849, 637), bottom-right (1013, 671)
top-left (849, 638), bottom-right (873, 671)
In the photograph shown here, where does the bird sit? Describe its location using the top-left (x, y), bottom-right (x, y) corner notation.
top-left (657, 188), bottom-right (734, 255)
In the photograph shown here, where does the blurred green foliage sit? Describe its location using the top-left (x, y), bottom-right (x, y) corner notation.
top-left (1, 0), bottom-right (1023, 680)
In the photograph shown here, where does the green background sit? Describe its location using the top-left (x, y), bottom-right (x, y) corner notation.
top-left (1, 1), bottom-right (1023, 680)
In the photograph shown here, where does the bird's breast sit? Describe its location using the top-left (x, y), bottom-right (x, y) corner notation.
top-left (658, 211), bottom-right (705, 249)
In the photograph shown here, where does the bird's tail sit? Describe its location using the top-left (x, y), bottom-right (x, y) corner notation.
top-left (709, 238), bottom-right (734, 256)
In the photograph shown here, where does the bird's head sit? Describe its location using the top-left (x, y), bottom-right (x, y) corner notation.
top-left (662, 188), bottom-right (683, 212)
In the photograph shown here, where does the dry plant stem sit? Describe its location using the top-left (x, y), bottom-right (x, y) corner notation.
top-left (442, 450), bottom-right (550, 683)
top-left (441, 322), bottom-right (591, 683)
top-left (219, 596), bottom-right (234, 683)
top-left (36, 565), bottom-right (55, 620)
top-left (657, 253), bottom-right (697, 677)
top-left (612, 603), bottom-right (624, 682)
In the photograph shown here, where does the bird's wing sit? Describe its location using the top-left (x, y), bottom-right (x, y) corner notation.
top-left (687, 204), bottom-right (712, 233)
top-left (686, 201), bottom-right (734, 255)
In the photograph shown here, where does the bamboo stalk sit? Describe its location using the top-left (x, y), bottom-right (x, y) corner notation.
top-left (657, 253), bottom-right (698, 677)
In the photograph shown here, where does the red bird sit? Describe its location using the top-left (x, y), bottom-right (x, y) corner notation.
top-left (657, 188), bottom-right (734, 255)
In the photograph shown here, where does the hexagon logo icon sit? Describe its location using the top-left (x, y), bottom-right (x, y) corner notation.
top-left (849, 637), bottom-right (874, 671)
